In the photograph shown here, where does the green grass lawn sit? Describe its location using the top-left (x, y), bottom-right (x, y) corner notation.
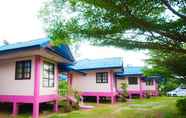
top-left (0, 97), bottom-right (184, 118)
top-left (49, 97), bottom-right (185, 118)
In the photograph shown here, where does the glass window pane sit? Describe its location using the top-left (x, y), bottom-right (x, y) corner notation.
top-left (15, 60), bottom-right (31, 80)
top-left (49, 80), bottom-right (54, 87)
top-left (96, 72), bottom-right (108, 83)
top-left (43, 79), bottom-right (48, 87)
top-left (49, 74), bottom-right (54, 79)
top-left (128, 77), bottom-right (138, 85)
top-left (43, 61), bottom-right (55, 87)
top-left (16, 74), bottom-right (22, 79)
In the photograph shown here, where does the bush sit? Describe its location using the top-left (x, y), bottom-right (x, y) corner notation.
top-left (73, 102), bottom-right (80, 110)
top-left (64, 101), bottom-right (73, 112)
top-left (73, 90), bottom-right (81, 103)
top-left (176, 98), bottom-right (186, 115)
top-left (145, 90), bottom-right (151, 99)
top-left (118, 83), bottom-right (128, 102)
top-left (69, 90), bottom-right (80, 110)
top-left (58, 80), bottom-right (68, 96)
top-left (59, 100), bottom-right (73, 113)
top-left (159, 80), bottom-right (180, 95)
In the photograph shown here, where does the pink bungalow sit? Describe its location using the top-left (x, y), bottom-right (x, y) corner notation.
top-left (67, 59), bottom-right (159, 104)
top-left (67, 58), bottom-right (124, 104)
top-left (116, 67), bottom-right (159, 98)
top-left (0, 38), bottom-right (74, 118)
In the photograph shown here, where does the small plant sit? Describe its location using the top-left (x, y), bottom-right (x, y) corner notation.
top-left (176, 98), bottom-right (186, 116)
top-left (67, 85), bottom-right (74, 96)
top-left (58, 80), bottom-right (68, 96)
top-left (145, 90), bottom-right (151, 99)
top-left (59, 100), bottom-right (73, 113)
top-left (64, 101), bottom-right (73, 112)
top-left (73, 90), bottom-right (81, 103)
top-left (72, 90), bottom-right (81, 110)
top-left (118, 83), bottom-right (128, 102)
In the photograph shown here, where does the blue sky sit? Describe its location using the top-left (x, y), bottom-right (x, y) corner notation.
top-left (0, 0), bottom-right (149, 66)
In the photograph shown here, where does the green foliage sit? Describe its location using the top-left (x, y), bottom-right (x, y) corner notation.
top-left (73, 90), bottom-right (81, 103)
top-left (40, 0), bottom-right (186, 53)
top-left (161, 81), bottom-right (179, 93)
top-left (144, 66), bottom-right (180, 95)
top-left (59, 100), bottom-right (73, 113)
top-left (68, 90), bottom-right (80, 110)
top-left (145, 51), bottom-right (186, 81)
top-left (176, 98), bottom-right (186, 115)
top-left (144, 50), bottom-right (185, 94)
top-left (59, 99), bottom-right (80, 112)
top-left (58, 80), bottom-right (68, 96)
top-left (118, 83), bottom-right (128, 102)
top-left (59, 80), bottom-right (68, 90)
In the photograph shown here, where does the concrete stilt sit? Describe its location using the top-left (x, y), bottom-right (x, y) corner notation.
top-left (32, 102), bottom-right (39, 118)
top-left (12, 102), bottom-right (19, 117)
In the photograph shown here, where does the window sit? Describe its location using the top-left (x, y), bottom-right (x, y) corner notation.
top-left (15, 60), bottom-right (31, 80)
top-left (43, 61), bottom-right (55, 87)
top-left (128, 77), bottom-right (138, 85)
top-left (96, 72), bottom-right (108, 83)
top-left (146, 80), bottom-right (154, 86)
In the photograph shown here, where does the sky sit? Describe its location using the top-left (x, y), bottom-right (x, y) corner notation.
top-left (0, 0), bottom-right (149, 66)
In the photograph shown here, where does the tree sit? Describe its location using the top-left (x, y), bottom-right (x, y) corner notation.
top-left (143, 50), bottom-right (185, 93)
top-left (145, 51), bottom-right (186, 82)
top-left (39, 0), bottom-right (186, 53)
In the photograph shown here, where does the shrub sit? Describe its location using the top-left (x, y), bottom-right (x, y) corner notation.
top-left (68, 90), bottom-right (80, 110)
top-left (176, 98), bottom-right (186, 115)
top-left (145, 90), bottom-right (151, 99)
top-left (58, 80), bottom-right (68, 96)
top-left (63, 101), bottom-right (73, 113)
top-left (59, 100), bottom-right (73, 113)
top-left (118, 83), bottom-right (128, 102)
top-left (73, 90), bottom-right (81, 103)
top-left (73, 102), bottom-right (80, 110)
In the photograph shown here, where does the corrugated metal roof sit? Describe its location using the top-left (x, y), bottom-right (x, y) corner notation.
top-left (0, 38), bottom-right (74, 62)
top-left (117, 66), bottom-right (143, 76)
top-left (0, 38), bottom-right (49, 51)
top-left (70, 57), bottom-right (123, 71)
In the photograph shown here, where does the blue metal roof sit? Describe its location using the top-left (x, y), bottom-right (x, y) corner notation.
top-left (117, 66), bottom-right (143, 77)
top-left (0, 38), bottom-right (74, 62)
top-left (144, 75), bottom-right (164, 81)
top-left (69, 57), bottom-right (123, 71)
top-left (0, 38), bottom-right (50, 51)
top-left (115, 67), bottom-right (162, 81)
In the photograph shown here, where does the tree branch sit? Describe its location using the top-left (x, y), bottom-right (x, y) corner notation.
top-left (100, 37), bottom-right (186, 53)
top-left (161, 0), bottom-right (186, 22)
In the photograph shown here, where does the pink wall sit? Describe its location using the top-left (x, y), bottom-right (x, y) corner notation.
top-left (117, 77), bottom-right (157, 92)
top-left (0, 56), bottom-right (59, 97)
top-left (141, 79), bottom-right (156, 91)
top-left (71, 69), bottom-right (117, 93)
top-left (0, 57), bottom-right (35, 96)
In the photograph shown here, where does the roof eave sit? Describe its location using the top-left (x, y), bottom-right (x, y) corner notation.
top-left (46, 47), bottom-right (74, 64)
top-left (0, 45), bottom-right (41, 55)
top-left (116, 73), bottom-right (143, 77)
top-left (73, 66), bottom-right (123, 71)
